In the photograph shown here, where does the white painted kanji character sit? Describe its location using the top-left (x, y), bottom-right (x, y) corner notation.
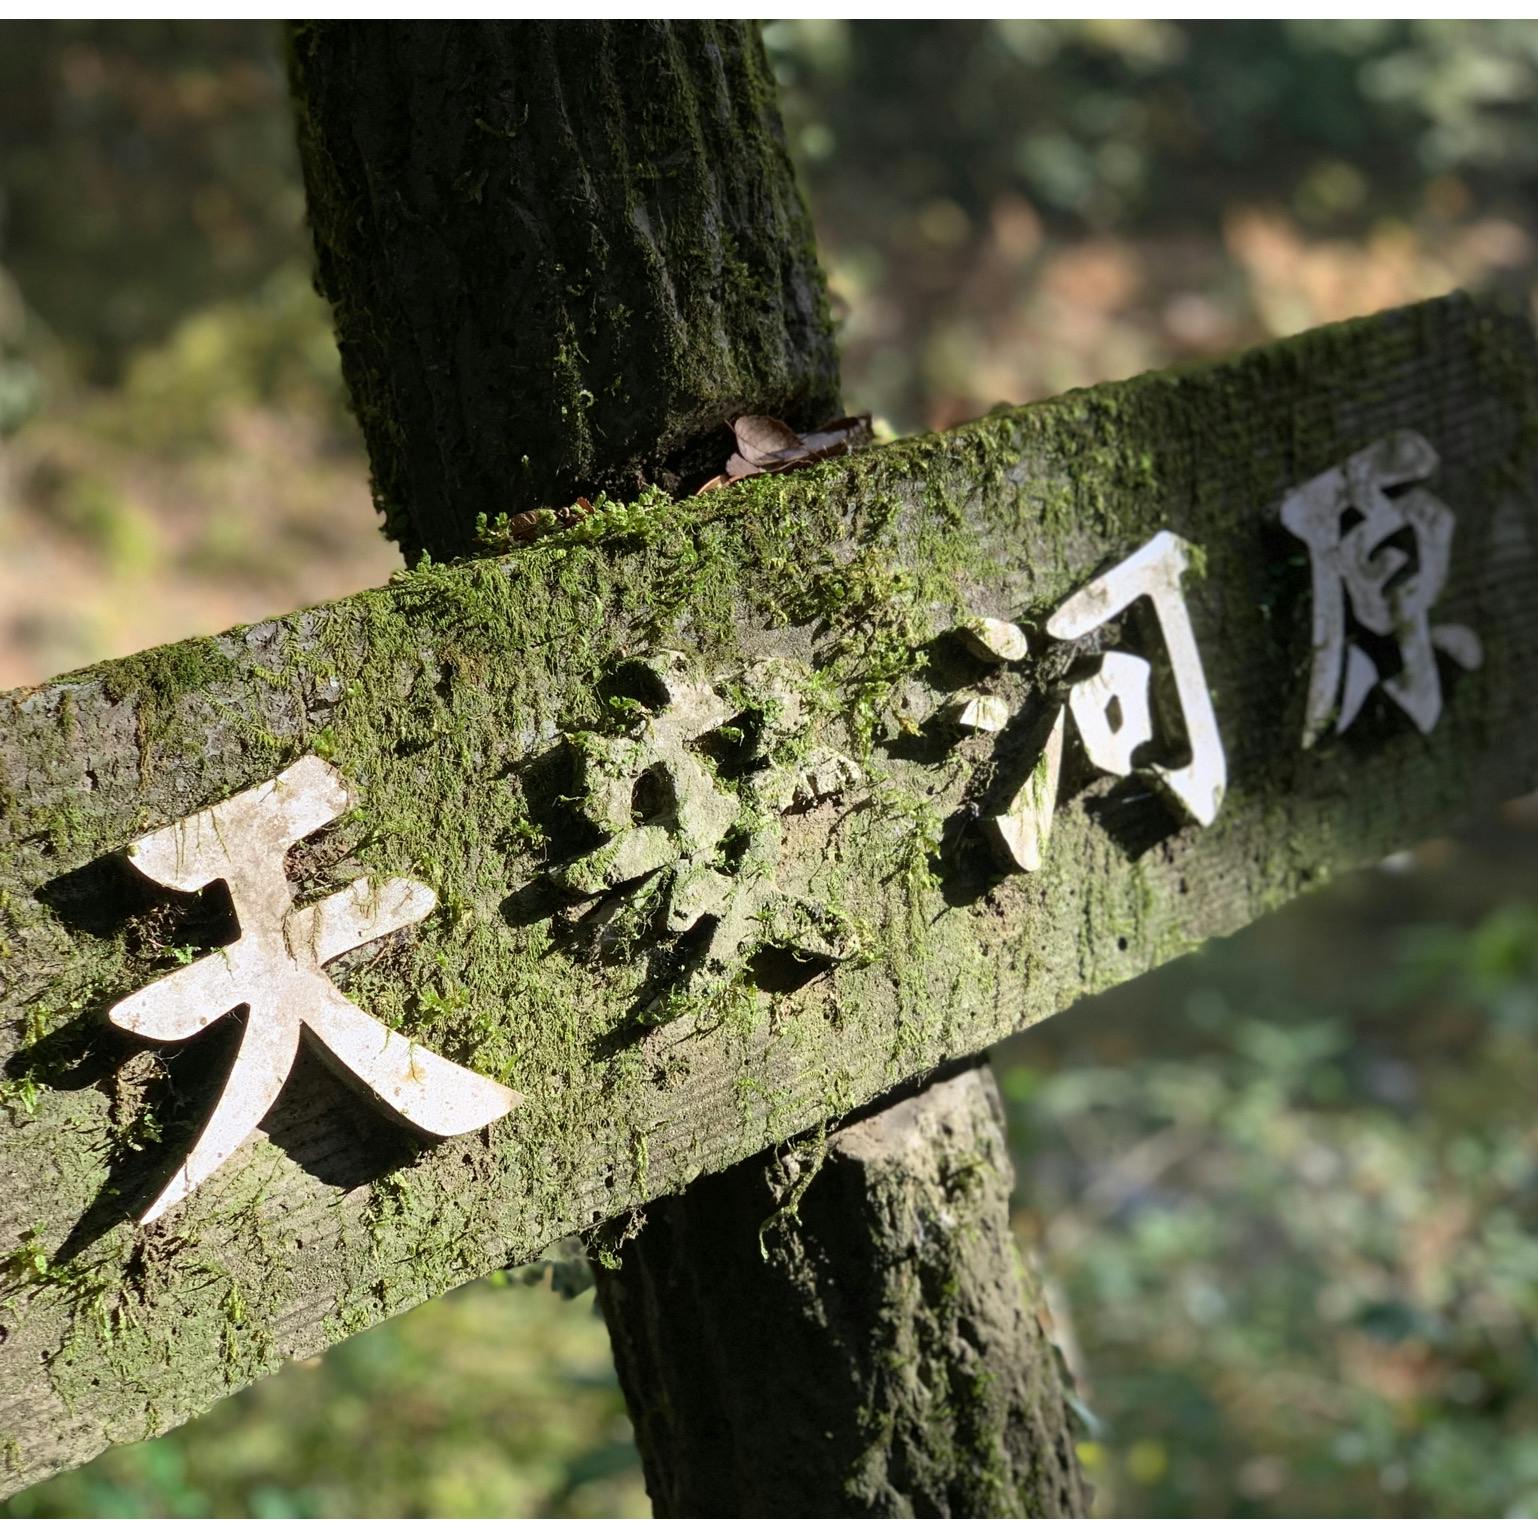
top-left (981, 531), bottom-right (1226, 872)
top-left (109, 756), bottom-right (519, 1223)
top-left (1281, 430), bottom-right (1481, 747)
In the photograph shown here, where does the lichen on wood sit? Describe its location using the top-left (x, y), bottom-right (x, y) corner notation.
top-left (1, 292), bottom-right (1536, 1495)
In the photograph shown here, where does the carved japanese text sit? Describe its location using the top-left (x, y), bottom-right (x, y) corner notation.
top-left (108, 755), bottom-right (520, 1222)
top-left (1282, 430), bottom-right (1481, 746)
top-left (970, 530), bottom-right (1226, 873)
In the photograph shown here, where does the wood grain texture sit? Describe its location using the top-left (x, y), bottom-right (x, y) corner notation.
top-left (1, 293), bottom-right (1535, 1493)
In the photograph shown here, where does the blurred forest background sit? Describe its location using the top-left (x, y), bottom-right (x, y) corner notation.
top-left (3, 18), bottom-right (1538, 1518)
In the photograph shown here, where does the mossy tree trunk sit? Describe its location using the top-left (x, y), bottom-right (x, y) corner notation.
top-left (289, 19), bottom-right (840, 563)
top-left (597, 1060), bottom-right (1086, 1517)
top-left (290, 19), bottom-right (1083, 1517)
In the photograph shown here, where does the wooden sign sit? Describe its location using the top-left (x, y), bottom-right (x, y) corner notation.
top-left (2, 293), bottom-right (1536, 1493)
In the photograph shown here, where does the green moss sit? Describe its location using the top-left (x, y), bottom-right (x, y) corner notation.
top-left (89, 636), bottom-right (241, 773)
top-left (0, 1071), bottom-right (40, 1119)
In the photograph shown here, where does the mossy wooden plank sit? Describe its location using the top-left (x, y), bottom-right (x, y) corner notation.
top-left (3, 292), bottom-right (1537, 1493)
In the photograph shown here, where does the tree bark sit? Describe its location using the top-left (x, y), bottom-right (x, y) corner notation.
top-left (595, 1059), bottom-right (1087, 1517)
top-left (288, 19), bottom-right (840, 563)
top-left (290, 19), bottom-right (1083, 1517)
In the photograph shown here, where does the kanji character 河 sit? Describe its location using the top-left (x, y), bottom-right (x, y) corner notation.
top-left (983, 530), bottom-right (1227, 872)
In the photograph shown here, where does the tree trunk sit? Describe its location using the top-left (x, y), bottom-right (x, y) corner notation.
top-left (596, 1059), bottom-right (1087, 1517)
top-left (290, 19), bottom-right (1084, 1517)
top-left (288, 19), bottom-right (840, 563)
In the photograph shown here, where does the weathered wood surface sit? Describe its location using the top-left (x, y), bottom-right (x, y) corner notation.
top-left (1, 292), bottom-right (1535, 1492)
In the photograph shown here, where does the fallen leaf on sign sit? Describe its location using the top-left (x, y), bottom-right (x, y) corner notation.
top-left (699, 413), bottom-right (874, 493)
top-left (731, 415), bottom-right (804, 469)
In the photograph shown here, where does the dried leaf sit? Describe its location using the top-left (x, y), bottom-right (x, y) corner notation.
top-left (499, 509), bottom-right (550, 541)
top-left (731, 414), bottom-right (803, 466)
top-left (810, 414), bottom-right (875, 441)
top-left (701, 412), bottom-right (875, 494)
top-left (796, 418), bottom-right (873, 459)
top-left (482, 495), bottom-right (596, 548)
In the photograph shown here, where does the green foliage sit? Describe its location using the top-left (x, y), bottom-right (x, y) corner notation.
top-left (107, 263), bottom-right (352, 453)
top-left (1001, 841), bottom-right (1538, 1516)
top-left (0, 21), bottom-right (309, 381)
top-left (763, 21), bottom-right (1538, 429)
top-left (770, 20), bottom-right (1538, 234)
